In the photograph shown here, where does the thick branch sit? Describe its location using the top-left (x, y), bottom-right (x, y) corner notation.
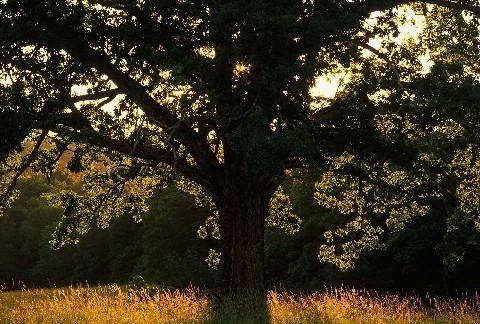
top-left (358, 42), bottom-right (392, 64)
top-left (82, 131), bottom-right (207, 186)
top-left (48, 112), bottom-right (215, 190)
top-left (311, 103), bottom-right (344, 124)
top-left (22, 17), bottom-right (220, 175)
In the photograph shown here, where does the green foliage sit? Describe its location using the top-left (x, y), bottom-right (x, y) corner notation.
top-left (267, 187), bottom-right (302, 236)
top-left (2, 0), bottom-right (480, 292)
top-left (308, 6), bottom-right (480, 270)
top-left (0, 176), bottom-right (216, 289)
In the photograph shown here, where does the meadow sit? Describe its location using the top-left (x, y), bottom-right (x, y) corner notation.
top-left (0, 286), bottom-right (479, 324)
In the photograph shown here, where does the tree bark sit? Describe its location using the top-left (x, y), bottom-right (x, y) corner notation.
top-left (218, 175), bottom-right (270, 294)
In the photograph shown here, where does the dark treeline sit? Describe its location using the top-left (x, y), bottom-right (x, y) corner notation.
top-left (3, 174), bottom-right (480, 295)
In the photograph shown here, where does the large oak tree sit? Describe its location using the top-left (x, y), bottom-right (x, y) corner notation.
top-left (1, 0), bottom-right (480, 293)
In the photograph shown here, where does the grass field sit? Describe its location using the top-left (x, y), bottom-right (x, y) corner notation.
top-left (0, 285), bottom-right (479, 323)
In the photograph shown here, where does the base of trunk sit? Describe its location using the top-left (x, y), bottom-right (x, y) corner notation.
top-left (218, 180), bottom-right (269, 294)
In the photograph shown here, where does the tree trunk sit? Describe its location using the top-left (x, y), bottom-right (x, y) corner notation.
top-left (218, 176), bottom-right (270, 294)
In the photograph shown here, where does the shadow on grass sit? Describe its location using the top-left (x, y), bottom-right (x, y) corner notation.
top-left (206, 292), bottom-right (270, 324)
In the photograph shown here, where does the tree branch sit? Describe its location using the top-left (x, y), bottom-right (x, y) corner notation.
top-left (0, 130), bottom-right (48, 206)
top-left (45, 111), bottom-right (214, 189)
top-left (72, 89), bottom-right (122, 103)
top-left (357, 41), bottom-right (412, 90)
top-left (421, 0), bottom-right (480, 14)
top-left (356, 0), bottom-right (480, 16)
top-left (24, 17), bottom-right (220, 175)
top-left (81, 131), bottom-right (208, 186)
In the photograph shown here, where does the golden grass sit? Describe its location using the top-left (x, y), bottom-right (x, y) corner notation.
top-left (0, 285), bottom-right (479, 324)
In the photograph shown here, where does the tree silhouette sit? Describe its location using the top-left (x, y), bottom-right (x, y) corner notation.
top-left (1, 0), bottom-right (480, 293)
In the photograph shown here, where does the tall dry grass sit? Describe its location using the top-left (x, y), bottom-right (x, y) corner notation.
top-left (0, 285), bottom-right (479, 323)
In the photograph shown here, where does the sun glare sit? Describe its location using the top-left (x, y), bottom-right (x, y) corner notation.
top-left (311, 5), bottom-right (433, 101)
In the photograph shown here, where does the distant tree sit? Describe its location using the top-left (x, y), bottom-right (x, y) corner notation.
top-left (1, 0), bottom-right (480, 293)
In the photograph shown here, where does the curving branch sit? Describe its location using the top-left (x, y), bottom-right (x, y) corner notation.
top-left (0, 130), bottom-right (48, 206)
top-left (14, 13), bottom-right (220, 176)
top-left (45, 111), bottom-right (218, 190)
top-left (81, 130), bottom-right (209, 187)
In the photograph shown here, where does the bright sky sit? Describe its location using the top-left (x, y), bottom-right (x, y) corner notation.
top-left (311, 6), bottom-right (431, 99)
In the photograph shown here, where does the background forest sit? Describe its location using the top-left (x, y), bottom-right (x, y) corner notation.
top-left (3, 166), bottom-right (480, 295)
